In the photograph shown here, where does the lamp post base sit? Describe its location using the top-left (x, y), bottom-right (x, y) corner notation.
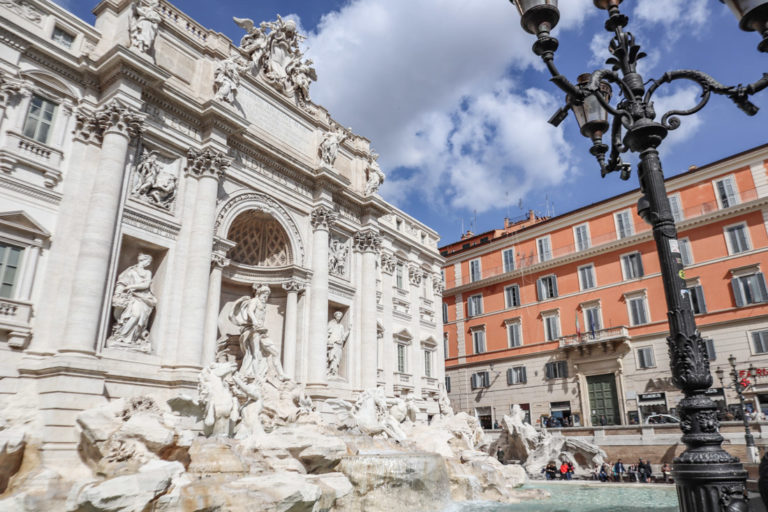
top-left (672, 463), bottom-right (748, 512)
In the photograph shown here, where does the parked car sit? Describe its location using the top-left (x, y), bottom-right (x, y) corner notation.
top-left (645, 414), bottom-right (680, 424)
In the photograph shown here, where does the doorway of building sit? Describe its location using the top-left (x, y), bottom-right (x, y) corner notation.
top-left (588, 373), bottom-right (621, 426)
top-left (475, 406), bottom-right (493, 429)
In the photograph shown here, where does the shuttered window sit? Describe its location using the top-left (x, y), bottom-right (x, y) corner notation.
top-left (732, 273), bottom-right (768, 307)
top-left (726, 224), bottom-right (750, 254)
top-left (704, 338), bottom-right (716, 361)
top-left (668, 194), bottom-right (684, 222)
top-left (622, 252), bottom-right (644, 280)
top-left (615, 210), bottom-right (634, 239)
top-left (537, 236), bottom-right (552, 262)
top-left (470, 371), bottom-right (490, 389)
top-left (507, 322), bottom-right (522, 348)
top-left (505, 284), bottom-right (520, 308)
top-left (629, 296), bottom-right (648, 325)
top-left (467, 294), bottom-right (483, 317)
top-left (472, 330), bottom-right (486, 354)
top-left (545, 361), bottom-right (568, 379)
top-left (715, 176), bottom-right (739, 208)
top-left (470, 259), bottom-right (482, 282)
top-left (753, 331), bottom-right (768, 354)
top-left (537, 275), bottom-right (558, 300)
top-left (502, 248), bottom-right (515, 273)
top-left (507, 366), bottom-right (527, 385)
top-left (637, 347), bottom-right (655, 369)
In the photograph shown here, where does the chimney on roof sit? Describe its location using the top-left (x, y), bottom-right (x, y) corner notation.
top-left (529, 209), bottom-right (536, 221)
top-left (504, 217), bottom-right (511, 229)
top-left (461, 230), bottom-right (474, 240)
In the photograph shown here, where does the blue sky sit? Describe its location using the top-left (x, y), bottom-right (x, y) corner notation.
top-left (59, 0), bottom-right (768, 246)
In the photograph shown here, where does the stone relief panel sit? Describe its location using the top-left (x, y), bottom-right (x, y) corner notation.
top-left (0, 0), bottom-right (43, 25)
top-left (130, 148), bottom-right (178, 210)
top-left (328, 235), bottom-right (349, 279)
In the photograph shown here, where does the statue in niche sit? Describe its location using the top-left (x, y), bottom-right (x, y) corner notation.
top-left (106, 254), bottom-right (157, 351)
top-left (326, 310), bottom-right (349, 377)
top-left (129, 0), bottom-right (161, 54)
top-left (328, 237), bottom-right (348, 278)
top-left (214, 52), bottom-right (249, 105)
top-left (132, 149), bottom-right (178, 209)
top-left (365, 151), bottom-right (386, 196)
top-left (229, 283), bottom-right (287, 382)
top-left (319, 124), bottom-right (350, 167)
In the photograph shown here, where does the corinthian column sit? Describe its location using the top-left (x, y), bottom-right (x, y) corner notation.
top-left (61, 100), bottom-right (145, 355)
top-left (282, 280), bottom-right (305, 380)
top-left (202, 251), bottom-right (230, 366)
top-left (307, 205), bottom-right (337, 387)
top-left (177, 148), bottom-right (231, 368)
top-left (355, 229), bottom-right (382, 390)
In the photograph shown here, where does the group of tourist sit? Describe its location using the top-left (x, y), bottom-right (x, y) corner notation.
top-left (593, 459), bottom-right (671, 483)
top-left (543, 461), bottom-right (575, 480)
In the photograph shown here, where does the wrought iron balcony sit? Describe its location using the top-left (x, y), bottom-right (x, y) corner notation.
top-left (559, 326), bottom-right (630, 352)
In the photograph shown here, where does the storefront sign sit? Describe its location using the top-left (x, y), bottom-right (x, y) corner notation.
top-left (705, 387), bottom-right (725, 397)
top-left (739, 369), bottom-right (768, 379)
top-left (638, 392), bottom-right (665, 402)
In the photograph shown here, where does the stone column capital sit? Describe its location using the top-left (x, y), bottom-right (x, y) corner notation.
top-left (186, 147), bottom-right (231, 180)
top-left (353, 229), bottom-right (382, 253)
top-left (282, 280), bottom-right (306, 294)
top-left (0, 75), bottom-right (30, 107)
top-left (211, 252), bottom-right (230, 269)
top-left (310, 205), bottom-right (337, 231)
top-left (74, 100), bottom-right (145, 144)
top-left (380, 252), bottom-right (396, 275)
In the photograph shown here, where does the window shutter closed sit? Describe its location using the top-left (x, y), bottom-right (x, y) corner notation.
top-left (637, 255), bottom-right (644, 277)
top-left (756, 273), bottom-right (768, 302)
top-left (695, 286), bottom-right (707, 313)
top-left (470, 374), bottom-right (477, 389)
top-left (536, 279), bottom-right (544, 301)
top-left (561, 362), bottom-right (568, 378)
top-left (445, 377), bottom-right (451, 393)
top-left (545, 363), bottom-right (552, 380)
top-left (521, 367), bottom-right (527, 383)
top-left (507, 368), bottom-right (513, 385)
top-left (482, 372), bottom-right (490, 387)
top-left (638, 349), bottom-right (647, 368)
top-left (732, 278), bottom-right (745, 307)
top-left (705, 339), bottom-right (716, 360)
top-left (552, 276), bottom-right (558, 297)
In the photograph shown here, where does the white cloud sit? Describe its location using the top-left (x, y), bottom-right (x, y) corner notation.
top-left (649, 86), bottom-right (704, 155)
top-left (633, 0), bottom-right (710, 40)
top-left (305, 0), bottom-right (594, 213)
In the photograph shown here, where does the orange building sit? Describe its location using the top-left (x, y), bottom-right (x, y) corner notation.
top-left (441, 143), bottom-right (768, 428)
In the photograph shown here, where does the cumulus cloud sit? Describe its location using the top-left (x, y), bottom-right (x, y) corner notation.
top-left (304, 0), bottom-right (594, 212)
top-left (633, 0), bottom-right (710, 42)
top-left (650, 85), bottom-right (705, 156)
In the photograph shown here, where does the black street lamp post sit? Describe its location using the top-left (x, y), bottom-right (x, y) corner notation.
top-left (509, 0), bottom-right (768, 510)
top-left (723, 355), bottom-right (760, 464)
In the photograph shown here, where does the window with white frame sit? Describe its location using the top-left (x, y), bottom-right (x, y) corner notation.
top-left (578, 264), bottom-right (596, 290)
top-left (753, 330), bottom-right (768, 354)
top-left (0, 242), bottom-right (23, 299)
top-left (507, 366), bottom-right (527, 385)
top-left (678, 237), bottom-right (693, 266)
top-left (725, 223), bottom-right (751, 254)
top-left (537, 274), bottom-right (558, 300)
top-left (731, 269), bottom-right (768, 307)
top-left (471, 328), bottom-right (486, 354)
top-left (615, 210), bottom-right (634, 239)
top-left (502, 248), bottom-right (515, 273)
top-left (627, 293), bottom-right (649, 326)
top-left (424, 349), bottom-right (433, 377)
top-left (396, 262), bottom-right (405, 289)
top-left (442, 302), bottom-right (448, 323)
top-left (714, 175), bottom-right (740, 209)
top-left (443, 332), bottom-right (449, 359)
top-left (52, 26), bottom-right (75, 48)
top-left (583, 305), bottom-right (602, 335)
top-left (545, 361), bottom-right (568, 379)
top-left (504, 284), bottom-right (520, 308)
top-left (467, 294), bottom-right (483, 317)
top-left (22, 94), bottom-right (57, 144)
top-left (621, 252), bottom-right (644, 280)
top-left (574, 224), bottom-right (591, 251)
top-left (470, 371), bottom-right (490, 389)
top-left (506, 319), bottom-right (522, 348)
top-left (537, 236), bottom-right (552, 262)
top-left (668, 193), bottom-right (684, 222)
top-left (469, 258), bottom-right (482, 282)
top-left (397, 343), bottom-right (407, 373)
top-left (636, 347), bottom-right (656, 369)
top-left (685, 284), bottom-right (707, 314)
top-left (543, 312), bottom-right (560, 342)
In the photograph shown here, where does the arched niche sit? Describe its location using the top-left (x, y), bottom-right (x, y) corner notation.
top-left (226, 210), bottom-right (292, 267)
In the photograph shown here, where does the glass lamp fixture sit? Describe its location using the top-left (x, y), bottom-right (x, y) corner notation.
top-left (720, 0), bottom-right (768, 52)
top-left (569, 74), bottom-right (612, 140)
top-left (511, 0), bottom-right (560, 35)
top-left (715, 367), bottom-right (725, 383)
top-left (593, 0), bottom-right (623, 9)
top-left (749, 364), bottom-right (757, 379)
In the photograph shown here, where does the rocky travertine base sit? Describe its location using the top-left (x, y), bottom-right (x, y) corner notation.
top-left (0, 394), bottom-right (545, 512)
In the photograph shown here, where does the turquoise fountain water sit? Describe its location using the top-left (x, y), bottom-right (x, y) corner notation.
top-left (454, 483), bottom-right (679, 512)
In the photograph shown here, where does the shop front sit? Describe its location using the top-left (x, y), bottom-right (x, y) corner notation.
top-left (549, 401), bottom-right (572, 427)
top-left (637, 392), bottom-right (669, 422)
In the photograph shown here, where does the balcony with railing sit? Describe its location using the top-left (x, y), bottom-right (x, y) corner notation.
top-left (559, 326), bottom-right (630, 355)
top-left (0, 297), bottom-right (33, 348)
top-left (444, 187), bottom-right (761, 290)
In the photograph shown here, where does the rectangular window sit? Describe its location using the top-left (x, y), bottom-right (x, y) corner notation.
top-left (424, 350), bottom-right (432, 377)
top-left (442, 302), bottom-right (448, 323)
top-left (0, 243), bottom-right (23, 299)
top-left (507, 366), bottom-right (527, 385)
top-left (467, 294), bottom-right (483, 317)
top-left (753, 330), bottom-right (768, 354)
top-left (578, 264), bottom-right (596, 290)
top-left (685, 285), bottom-right (707, 314)
top-left (470, 371), bottom-right (490, 389)
top-left (397, 344), bottom-right (407, 373)
top-left (543, 314), bottom-right (560, 342)
top-left (502, 248), bottom-right (515, 273)
top-left (668, 194), bottom-right (684, 222)
top-left (396, 263), bottom-right (404, 289)
top-left (445, 376), bottom-right (451, 393)
top-left (472, 329), bottom-right (486, 354)
top-left (537, 236), bottom-right (552, 262)
top-left (507, 322), bottom-right (522, 348)
top-left (545, 361), bottom-right (568, 379)
top-left (732, 273), bottom-right (768, 306)
top-left (469, 259), bottom-right (482, 282)
top-left (715, 176), bottom-right (739, 209)
top-left (504, 284), bottom-right (520, 308)
top-left (704, 338), bottom-right (716, 361)
top-left (621, 252), bottom-right (644, 280)
top-left (574, 224), bottom-right (590, 252)
top-left (52, 27), bottom-right (75, 48)
top-left (22, 95), bottom-right (57, 144)
top-left (637, 347), bottom-right (656, 369)
top-left (615, 210), bottom-right (634, 239)
top-left (443, 333), bottom-right (449, 359)
top-left (584, 306), bottom-right (602, 335)
top-left (537, 275), bottom-right (558, 301)
top-left (678, 238), bottom-right (693, 266)
top-left (629, 296), bottom-right (648, 325)
top-left (725, 224), bottom-right (751, 254)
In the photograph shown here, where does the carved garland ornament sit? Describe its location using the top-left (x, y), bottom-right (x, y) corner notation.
top-left (186, 147), bottom-right (231, 179)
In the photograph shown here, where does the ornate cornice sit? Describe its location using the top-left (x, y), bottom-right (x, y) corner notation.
top-left (353, 229), bottom-right (382, 254)
top-left (185, 147), bottom-right (231, 180)
top-left (310, 205), bottom-right (337, 231)
top-left (122, 206), bottom-right (181, 240)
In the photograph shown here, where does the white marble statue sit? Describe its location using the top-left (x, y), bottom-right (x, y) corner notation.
top-left (233, 17), bottom-right (268, 66)
top-left (365, 152), bottom-right (386, 196)
top-left (129, 0), bottom-right (161, 54)
top-left (231, 372), bottom-right (265, 443)
top-left (328, 238), bottom-right (348, 278)
top-left (199, 360), bottom-right (240, 437)
top-left (326, 311), bottom-right (349, 377)
top-left (106, 254), bottom-right (157, 351)
top-left (319, 124), bottom-right (350, 167)
top-left (132, 150), bottom-right (177, 209)
top-left (214, 52), bottom-right (249, 105)
top-left (437, 383), bottom-right (454, 417)
top-left (286, 57), bottom-right (316, 104)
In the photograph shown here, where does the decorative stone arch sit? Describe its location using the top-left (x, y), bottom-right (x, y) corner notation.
top-left (214, 191), bottom-right (305, 267)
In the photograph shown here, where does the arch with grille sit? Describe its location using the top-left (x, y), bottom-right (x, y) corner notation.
top-left (226, 210), bottom-right (292, 267)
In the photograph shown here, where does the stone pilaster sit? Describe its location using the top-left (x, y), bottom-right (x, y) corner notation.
top-left (282, 280), bottom-right (306, 379)
top-left (307, 205), bottom-right (337, 387)
top-left (177, 148), bottom-right (231, 368)
top-left (202, 249), bottom-right (231, 366)
top-left (380, 251), bottom-right (396, 394)
top-left (61, 100), bottom-right (145, 355)
top-left (355, 229), bottom-right (381, 389)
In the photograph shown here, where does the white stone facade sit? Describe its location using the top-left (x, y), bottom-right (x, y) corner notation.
top-left (0, 0), bottom-right (443, 465)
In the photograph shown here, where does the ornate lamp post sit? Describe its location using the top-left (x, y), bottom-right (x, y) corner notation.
top-left (726, 355), bottom-right (761, 464)
top-left (509, 0), bottom-right (768, 509)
